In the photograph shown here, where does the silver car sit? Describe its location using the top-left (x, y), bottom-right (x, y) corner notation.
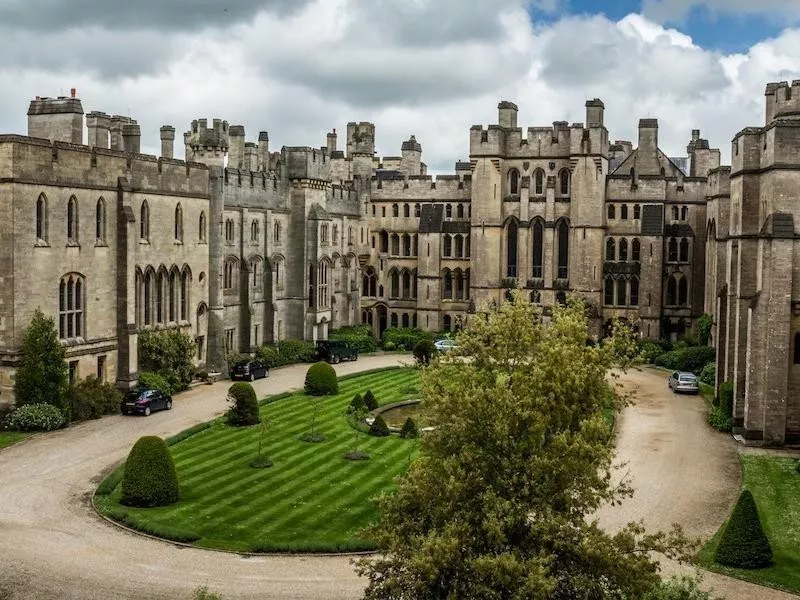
top-left (668, 371), bottom-right (699, 394)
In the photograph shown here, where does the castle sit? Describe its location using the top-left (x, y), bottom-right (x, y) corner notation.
top-left (0, 84), bottom-right (797, 445)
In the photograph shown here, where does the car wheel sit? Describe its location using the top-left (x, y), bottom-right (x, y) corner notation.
top-left (249, 373), bottom-right (255, 382)
top-left (143, 406), bottom-right (151, 417)
top-left (333, 355), bottom-right (341, 364)
top-left (166, 399), bottom-right (172, 410)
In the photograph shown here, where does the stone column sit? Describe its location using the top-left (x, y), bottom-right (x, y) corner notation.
top-left (206, 166), bottom-right (227, 373)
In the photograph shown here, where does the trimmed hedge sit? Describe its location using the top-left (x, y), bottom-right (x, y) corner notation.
top-left (653, 346), bottom-right (716, 374)
top-left (363, 389), bottom-right (378, 411)
top-left (382, 327), bottom-right (432, 351)
top-left (226, 382), bottom-right (259, 426)
top-left (400, 417), bottom-right (419, 439)
top-left (137, 329), bottom-right (195, 394)
top-left (137, 371), bottom-right (172, 396)
top-left (329, 325), bottom-right (377, 353)
top-left (714, 489), bottom-right (773, 569)
top-left (5, 403), bottom-right (64, 432)
top-left (65, 375), bottom-right (122, 422)
top-left (304, 362), bottom-right (338, 396)
top-left (369, 414), bottom-right (390, 437)
top-left (413, 339), bottom-right (436, 366)
top-left (121, 436), bottom-right (179, 508)
top-left (718, 381), bottom-right (734, 415)
top-left (255, 339), bottom-right (316, 369)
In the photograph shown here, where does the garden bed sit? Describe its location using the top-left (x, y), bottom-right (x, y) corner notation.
top-left (95, 367), bottom-right (420, 553)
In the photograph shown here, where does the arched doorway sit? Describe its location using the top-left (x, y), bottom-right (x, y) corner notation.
top-left (376, 305), bottom-right (388, 337)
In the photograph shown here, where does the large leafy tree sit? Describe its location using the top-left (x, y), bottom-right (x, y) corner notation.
top-left (357, 292), bottom-right (691, 599)
top-left (13, 308), bottom-right (68, 410)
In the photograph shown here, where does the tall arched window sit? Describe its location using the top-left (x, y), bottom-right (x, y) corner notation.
top-left (607, 204), bottom-right (615, 219)
top-left (446, 204), bottom-right (453, 219)
top-left (415, 204), bottom-right (421, 217)
top-left (605, 275), bottom-right (615, 306)
top-left (224, 258), bottom-right (237, 290)
top-left (443, 315), bottom-right (452, 331)
top-left (678, 275), bottom-right (688, 306)
top-left (443, 269), bottom-right (453, 299)
top-left (616, 278), bottom-right (627, 306)
top-left (619, 238), bottom-right (629, 261)
top-left (392, 203), bottom-right (399, 217)
top-left (67, 196), bottom-right (79, 243)
top-left (317, 261), bottom-right (329, 308)
top-left (199, 211), bottom-right (207, 242)
top-left (605, 238), bottom-right (616, 261)
top-left (532, 220), bottom-right (544, 278)
top-left (534, 169), bottom-right (544, 195)
top-left (464, 235), bottom-right (470, 258)
top-left (666, 274), bottom-right (682, 306)
top-left (509, 169), bottom-right (520, 195)
top-left (455, 269), bottom-right (465, 300)
top-left (556, 219), bottom-right (569, 279)
top-left (402, 270), bottom-right (412, 299)
top-left (250, 257), bottom-right (262, 290)
top-left (681, 206), bottom-right (688, 220)
top-left (559, 168), bottom-right (570, 196)
top-left (390, 269), bottom-right (399, 299)
top-left (274, 221), bottom-right (282, 243)
top-left (506, 220), bottom-right (518, 277)
top-left (455, 235), bottom-right (464, 258)
top-left (140, 200), bottom-right (149, 241)
top-left (95, 198), bottom-right (106, 243)
top-left (630, 276), bottom-right (639, 306)
top-left (391, 234), bottom-right (400, 256)
top-left (632, 238), bottom-right (641, 262)
top-left (251, 220), bottom-right (259, 243)
top-left (58, 273), bottom-right (85, 339)
top-left (672, 206), bottom-right (679, 221)
top-left (180, 268), bottom-right (190, 321)
top-left (402, 234), bottom-right (411, 256)
top-left (457, 204), bottom-right (464, 219)
top-left (621, 204), bottom-right (628, 220)
top-left (668, 238), bottom-right (678, 262)
top-left (403, 203), bottom-right (410, 218)
top-left (175, 204), bottom-right (184, 242)
top-left (443, 234), bottom-right (452, 257)
top-left (379, 230), bottom-right (389, 253)
top-left (36, 194), bottom-right (48, 242)
top-left (679, 238), bottom-right (689, 262)
top-left (634, 204), bottom-right (641, 220)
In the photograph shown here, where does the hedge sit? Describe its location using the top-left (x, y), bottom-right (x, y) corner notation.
top-left (137, 371), bottom-right (173, 396)
top-left (137, 329), bottom-right (195, 394)
top-left (121, 436), bottom-right (180, 508)
top-left (718, 380), bottom-right (734, 416)
top-left (226, 382), bottom-right (259, 426)
top-left (714, 489), bottom-right (773, 568)
top-left (254, 339), bottom-right (315, 369)
top-left (699, 362), bottom-right (715, 387)
top-left (382, 327), bottom-right (432, 351)
top-left (65, 375), bottom-right (122, 422)
top-left (329, 325), bottom-right (377, 353)
top-left (304, 362), bottom-right (338, 396)
top-left (653, 346), bottom-right (716, 374)
top-left (5, 403), bottom-right (64, 432)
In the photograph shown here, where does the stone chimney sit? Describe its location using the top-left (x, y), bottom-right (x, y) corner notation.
top-left (585, 98), bottom-right (605, 128)
top-left (327, 129), bottom-right (337, 154)
top-left (160, 125), bottom-right (175, 159)
top-left (637, 118), bottom-right (660, 175)
top-left (86, 111), bottom-right (110, 148)
top-left (27, 95), bottom-right (84, 144)
top-left (258, 131), bottom-right (269, 172)
top-left (498, 101), bottom-right (518, 129)
top-left (228, 125), bottom-right (246, 169)
top-left (122, 123), bottom-right (141, 153)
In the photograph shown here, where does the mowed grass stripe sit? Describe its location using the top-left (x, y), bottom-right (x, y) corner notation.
top-left (99, 367), bottom-right (420, 552)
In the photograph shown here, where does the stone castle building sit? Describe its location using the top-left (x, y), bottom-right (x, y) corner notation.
top-left (0, 84), bottom-right (798, 445)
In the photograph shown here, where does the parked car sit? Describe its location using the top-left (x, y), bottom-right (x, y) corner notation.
top-left (121, 388), bottom-right (172, 416)
top-left (314, 340), bottom-right (359, 364)
top-left (668, 371), bottom-right (699, 394)
top-left (434, 339), bottom-right (458, 352)
top-left (230, 360), bottom-right (269, 381)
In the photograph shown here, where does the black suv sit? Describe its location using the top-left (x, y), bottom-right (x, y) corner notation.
top-left (121, 388), bottom-right (172, 416)
top-left (230, 360), bottom-right (269, 381)
top-left (314, 340), bottom-right (358, 364)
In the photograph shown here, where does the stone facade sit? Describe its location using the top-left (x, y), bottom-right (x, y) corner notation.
top-left (8, 87), bottom-right (798, 446)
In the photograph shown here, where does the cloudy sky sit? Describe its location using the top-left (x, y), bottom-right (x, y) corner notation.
top-left (2, 0), bottom-right (800, 173)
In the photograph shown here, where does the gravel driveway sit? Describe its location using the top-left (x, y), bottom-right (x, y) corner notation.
top-left (0, 361), bottom-right (795, 599)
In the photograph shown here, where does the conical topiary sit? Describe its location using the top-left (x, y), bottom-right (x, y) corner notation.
top-left (400, 417), bottom-right (419, 439)
top-left (363, 389), bottom-right (378, 411)
top-left (369, 414), bottom-right (390, 437)
top-left (349, 392), bottom-right (365, 414)
top-left (714, 489), bottom-right (772, 569)
top-left (121, 436), bottom-right (179, 507)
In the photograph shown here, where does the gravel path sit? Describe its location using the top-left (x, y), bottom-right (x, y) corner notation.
top-left (0, 361), bottom-right (795, 599)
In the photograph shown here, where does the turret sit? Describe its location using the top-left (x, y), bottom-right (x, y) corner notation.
top-left (160, 125), bottom-right (175, 159)
top-left (686, 129), bottom-right (720, 177)
top-left (258, 131), bottom-right (269, 172)
top-left (228, 125), bottom-right (246, 169)
top-left (765, 80), bottom-right (800, 124)
top-left (400, 134), bottom-right (422, 176)
top-left (498, 101), bottom-right (518, 129)
top-left (27, 88), bottom-right (84, 144)
top-left (327, 129), bottom-right (337, 154)
top-left (585, 98), bottom-right (604, 128)
top-left (184, 117), bottom-right (229, 167)
top-left (346, 122), bottom-right (375, 179)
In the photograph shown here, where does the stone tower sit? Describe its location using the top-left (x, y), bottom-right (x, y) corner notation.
top-left (184, 118), bottom-right (229, 166)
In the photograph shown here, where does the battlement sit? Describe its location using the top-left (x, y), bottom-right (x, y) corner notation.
top-left (765, 80), bottom-right (800, 123)
top-left (283, 146), bottom-right (331, 180)
top-left (0, 134), bottom-right (209, 197)
top-left (370, 173), bottom-right (471, 200)
top-left (469, 122), bottom-right (578, 157)
top-left (186, 118), bottom-right (230, 150)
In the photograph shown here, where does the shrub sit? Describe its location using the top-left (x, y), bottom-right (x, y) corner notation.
top-left (138, 329), bottom-right (195, 393)
top-left (121, 436), bottom-right (179, 507)
top-left (64, 375), bottom-right (123, 422)
top-left (226, 382), bottom-right (259, 426)
top-left (714, 489), bottom-right (773, 569)
top-left (363, 389), bottom-right (378, 411)
top-left (349, 393), bottom-right (365, 413)
top-left (400, 417), bottom-right (419, 439)
top-left (718, 381), bottom-right (734, 418)
top-left (304, 362), bottom-right (338, 396)
top-left (369, 414), bottom-right (390, 437)
top-left (382, 327), bottom-right (432, 351)
top-left (195, 370), bottom-right (209, 381)
top-left (329, 325), bottom-right (377, 353)
top-left (699, 362), bottom-right (715, 387)
top-left (254, 345), bottom-right (281, 368)
top-left (137, 371), bottom-right (172, 396)
top-left (638, 339), bottom-right (664, 364)
top-left (13, 308), bottom-right (68, 411)
top-left (413, 339), bottom-right (436, 366)
top-left (193, 587), bottom-right (224, 600)
top-left (707, 405), bottom-right (732, 432)
top-left (697, 313), bottom-right (713, 347)
top-left (383, 341), bottom-right (396, 351)
top-left (6, 403), bottom-right (64, 432)
top-left (642, 575), bottom-right (718, 599)
top-left (254, 340), bottom-right (315, 369)
top-left (653, 346), bottom-right (715, 374)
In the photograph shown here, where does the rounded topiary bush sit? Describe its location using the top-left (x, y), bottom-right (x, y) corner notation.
top-left (369, 414), bottom-right (390, 437)
top-left (413, 339), bottom-right (436, 366)
top-left (363, 389), bottom-right (378, 411)
top-left (121, 436), bottom-right (179, 507)
top-left (304, 361), bottom-right (338, 396)
top-left (714, 489), bottom-right (773, 569)
top-left (400, 417), bottom-right (419, 439)
top-left (227, 382), bottom-right (259, 426)
top-left (6, 403), bottom-right (64, 432)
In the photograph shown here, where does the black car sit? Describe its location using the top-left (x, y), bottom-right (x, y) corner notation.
top-left (314, 340), bottom-right (358, 364)
top-left (121, 388), bottom-right (172, 416)
top-left (230, 360), bottom-right (269, 381)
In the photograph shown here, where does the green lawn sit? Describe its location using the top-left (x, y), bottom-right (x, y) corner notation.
top-left (95, 367), bottom-right (420, 553)
top-left (698, 454), bottom-right (800, 594)
top-left (0, 431), bottom-right (31, 450)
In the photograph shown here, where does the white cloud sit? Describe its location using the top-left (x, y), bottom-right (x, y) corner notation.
top-left (1, 1), bottom-right (800, 172)
top-left (642, 0), bottom-right (800, 24)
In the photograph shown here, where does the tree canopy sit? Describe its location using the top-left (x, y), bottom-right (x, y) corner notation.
top-left (357, 292), bottom-right (690, 599)
top-left (13, 308), bottom-right (68, 410)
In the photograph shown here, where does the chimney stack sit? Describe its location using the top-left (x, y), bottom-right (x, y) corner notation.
top-left (160, 125), bottom-right (175, 159)
top-left (228, 125), bottom-right (246, 169)
top-left (258, 131), bottom-right (269, 171)
top-left (86, 111), bottom-right (110, 148)
top-left (122, 123), bottom-right (141, 153)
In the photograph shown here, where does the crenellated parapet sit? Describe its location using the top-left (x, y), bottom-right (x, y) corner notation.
top-left (184, 118), bottom-right (229, 167)
top-left (371, 174), bottom-right (472, 200)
